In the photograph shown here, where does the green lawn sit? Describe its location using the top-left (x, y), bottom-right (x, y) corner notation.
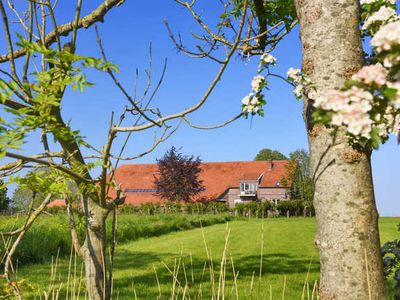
top-left (0, 213), bottom-right (232, 264)
top-left (11, 217), bottom-right (400, 299)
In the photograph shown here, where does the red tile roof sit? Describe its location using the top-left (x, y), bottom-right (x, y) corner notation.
top-left (47, 199), bottom-right (65, 207)
top-left (112, 160), bottom-right (292, 206)
top-left (240, 172), bottom-right (263, 181)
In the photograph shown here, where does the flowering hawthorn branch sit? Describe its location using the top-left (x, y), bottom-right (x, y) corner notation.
top-left (310, 0), bottom-right (400, 149)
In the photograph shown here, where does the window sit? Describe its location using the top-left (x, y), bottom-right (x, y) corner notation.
top-left (240, 183), bottom-right (257, 193)
top-left (240, 183), bottom-right (249, 191)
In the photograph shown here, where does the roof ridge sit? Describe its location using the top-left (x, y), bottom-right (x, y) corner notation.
top-left (118, 160), bottom-right (291, 167)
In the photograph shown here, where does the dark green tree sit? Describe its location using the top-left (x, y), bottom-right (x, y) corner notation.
top-left (254, 148), bottom-right (287, 161)
top-left (154, 147), bottom-right (204, 202)
top-left (0, 179), bottom-right (10, 212)
top-left (285, 149), bottom-right (314, 201)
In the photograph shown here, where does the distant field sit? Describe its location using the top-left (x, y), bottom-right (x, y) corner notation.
top-left (9, 217), bottom-right (400, 299)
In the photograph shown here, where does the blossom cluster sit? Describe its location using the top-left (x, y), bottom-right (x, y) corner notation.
top-left (287, 68), bottom-right (316, 100)
top-left (371, 20), bottom-right (400, 52)
top-left (311, 1), bottom-right (400, 148)
top-left (351, 63), bottom-right (388, 85)
top-left (361, 0), bottom-right (398, 35)
top-left (241, 74), bottom-right (266, 115)
top-left (259, 53), bottom-right (277, 67)
top-left (251, 75), bottom-right (265, 92)
top-left (242, 93), bottom-right (263, 114)
top-left (362, 6), bottom-right (398, 32)
top-left (241, 52), bottom-right (276, 117)
top-left (314, 87), bottom-right (374, 138)
top-left (371, 20), bottom-right (400, 69)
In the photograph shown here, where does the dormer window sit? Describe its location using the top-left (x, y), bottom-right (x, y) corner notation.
top-left (240, 182), bottom-right (258, 195)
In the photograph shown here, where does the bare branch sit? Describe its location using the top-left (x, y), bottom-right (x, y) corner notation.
top-left (183, 113), bottom-right (243, 130)
top-left (113, 0), bottom-right (250, 133)
top-left (175, 0), bottom-right (233, 48)
top-left (0, 0), bottom-right (125, 63)
top-left (22, 1), bottom-right (34, 88)
top-left (6, 0), bottom-right (39, 39)
top-left (164, 20), bottom-right (223, 63)
top-left (45, 0), bottom-right (61, 51)
top-left (71, 0), bottom-right (83, 52)
top-left (95, 27), bottom-right (162, 128)
top-left (99, 113), bottom-right (116, 206)
top-left (110, 121), bottom-right (182, 161)
top-left (5, 151), bottom-right (93, 184)
top-left (0, 0), bottom-right (20, 81)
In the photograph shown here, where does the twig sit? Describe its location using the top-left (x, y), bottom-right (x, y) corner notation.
top-left (0, 0), bottom-right (126, 63)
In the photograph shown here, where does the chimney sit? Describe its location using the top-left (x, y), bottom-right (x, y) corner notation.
top-left (268, 159), bottom-right (274, 171)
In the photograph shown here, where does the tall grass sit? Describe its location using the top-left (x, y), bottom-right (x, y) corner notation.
top-left (5, 217), bottom-right (399, 299)
top-left (0, 213), bottom-right (232, 264)
top-left (15, 220), bottom-right (321, 300)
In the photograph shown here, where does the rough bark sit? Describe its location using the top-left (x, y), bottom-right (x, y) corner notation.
top-left (82, 196), bottom-right (108, 300)
top-left (293, 0), bottom-right (387, 299)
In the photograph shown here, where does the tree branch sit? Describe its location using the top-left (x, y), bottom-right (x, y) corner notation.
top-left (66, 197), bottom-right (83, 257)
top-left (183, 113), bottom-right (243, 130)
top-left (5, 151), bottom-right (93, 184)
top-left (113, 0), bottom-right (249, 133)
top-left (0, 0), bottom-right (125, 63)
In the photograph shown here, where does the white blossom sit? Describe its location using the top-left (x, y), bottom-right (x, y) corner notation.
top-left (251, 75), bottom-right (265, 92)
top-left (287, 68), bottom-right (302, 83)
top-left (393, 114), bottom-right (400, 133)
top-left (243, 104), bottom-right (259, 114)
top-left (360, 0), bottom-right (396, 5)
top-left (250, 96), bottom-right (260, 106)
top-left (314, 87), bottom-right (375, 138)
top-left (376, 123), bottom-right (389, 138)
top-left (242, 95), bottom-right (251, 105)
top-left (351, 63), bottom-right (388, 86)
top-left (294, 85), bottom-right (303, 98)
top-left (260, 53), bottom-right (277, 66)
top-left (371, 19), bottom-right (400, 52)
top-left (313, 1), bottom-right (400, 144)
top-left (362, 6), bottom-right (398, 31)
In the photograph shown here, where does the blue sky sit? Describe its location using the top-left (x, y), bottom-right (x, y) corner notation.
top-left (2, 1), bottom-right (399, 216)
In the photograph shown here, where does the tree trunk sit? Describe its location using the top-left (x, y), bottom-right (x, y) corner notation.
top-left (82, 196), bottom-right (108, 300)
top-left (293, 0), bottom-right (387, 299)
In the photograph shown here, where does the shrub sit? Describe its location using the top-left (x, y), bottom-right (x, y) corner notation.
top-left (206, 202), bottom-right (229, 214)
top-left (234, 200), bottom-right (314, 218)
top-left (382, 224), bottom-right (400, 298)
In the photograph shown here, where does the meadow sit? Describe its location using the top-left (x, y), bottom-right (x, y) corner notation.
top-left (0, 213), bottom-right (232, 264)
top-left (4, 216), bottom-right (399, 299)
